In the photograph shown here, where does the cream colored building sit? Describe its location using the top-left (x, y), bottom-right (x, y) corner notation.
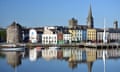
top-left (87, 29), bottom-right (97, 42)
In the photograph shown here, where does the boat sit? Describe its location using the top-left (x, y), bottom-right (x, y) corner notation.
top-left (1, 44), bottom-right (16, 47)
top-left (0, 47), bottom-right (25, 52)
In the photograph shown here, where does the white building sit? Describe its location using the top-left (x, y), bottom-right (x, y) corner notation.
top-left (63, 32), bottom-right (72, 44)
top-left (97, 29), bottom-right (109, 42)
top-left (29, 29), bottom-right (38, 43)
top-left (97, 28), bottom-right (120, 43)
top-left (42, 34), bottom-right (57, 44)
top-left (108, 28), bottom-right (120, 41)
top-left (42, 26), bottom-right (57, 44)
top-left (108, 21), bottom-right (120, 42)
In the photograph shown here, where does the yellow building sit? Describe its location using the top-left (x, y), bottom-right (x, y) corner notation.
top-left (69, 28), bottom-right (76, 42)
top-left (87, 29), bottom-right (97, 42)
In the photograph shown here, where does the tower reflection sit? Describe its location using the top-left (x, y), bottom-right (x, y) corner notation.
top-left (6, 52), bottom-right (22, 68)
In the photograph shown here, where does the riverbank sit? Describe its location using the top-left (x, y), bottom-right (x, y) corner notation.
top-left (0, 43), bottom-right (120, 49)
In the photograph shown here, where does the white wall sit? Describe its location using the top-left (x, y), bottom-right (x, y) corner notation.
top-left (42, 34), bottom-right (57, 44)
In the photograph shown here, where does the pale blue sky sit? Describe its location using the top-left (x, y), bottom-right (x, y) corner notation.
top-left (0, 0), bottom-right (120, 28)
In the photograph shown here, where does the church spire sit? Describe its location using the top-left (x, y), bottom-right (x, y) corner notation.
top-left (88, 5), bottom-right (92, 18)
top-left (87, 5), bottom-right (94, 28)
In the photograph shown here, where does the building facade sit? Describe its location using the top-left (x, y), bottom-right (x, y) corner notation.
top-left (69, 28), bottom-right (87, 43)
top-left (108, 28), bottom-right (120, 42)
top-left (7, 22), bottom-right (22, 43)
top-left (97, 29), bottom-right (109, 43)
top-left (87, 29), bottom-right (97, 42)
top-left (42, 34), bottom-right (57, 44)
top-left (42, 26), bottom-right (57, 44)
top-left (63, 32), bottom-right (72, 44)
top-left (69, 28), bottom-right (76, 43)
top-left (57, 32), bottom-right (64, 44)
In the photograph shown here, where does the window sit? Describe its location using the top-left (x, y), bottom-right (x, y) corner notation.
top-left (46, 36), bottom-right (48, 39)
top-left (54, 37), bottom-right (56, 39)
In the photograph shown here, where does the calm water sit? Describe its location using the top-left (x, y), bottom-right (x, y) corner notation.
top-left (0, 47), bottom-right (120, 72)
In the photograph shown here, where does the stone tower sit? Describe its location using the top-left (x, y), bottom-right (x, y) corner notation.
top-left (69, 18), bottom-right (78, 28)
top-left (87, 5), bottom-right (94, 29)
top-left (7, 21), bottom-right (22, 43)
top-left (113, 20), bottom-right (118, 29)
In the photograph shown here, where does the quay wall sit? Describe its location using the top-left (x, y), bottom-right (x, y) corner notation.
top-left (0, 43), bottom-right (120, 49)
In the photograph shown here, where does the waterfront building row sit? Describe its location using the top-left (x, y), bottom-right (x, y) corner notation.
top-left (6, 21), bottom-right (120, 44)
top-left (38, 24), bottom-right (120, 44)
top-left (5, 5), bottom-right (120, 44)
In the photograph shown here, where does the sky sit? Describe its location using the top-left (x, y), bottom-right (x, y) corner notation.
top-left (0, 0), bottom-right (120, 28)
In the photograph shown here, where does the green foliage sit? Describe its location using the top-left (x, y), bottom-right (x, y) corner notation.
top-left (0, 29), bottom-right (6, 41)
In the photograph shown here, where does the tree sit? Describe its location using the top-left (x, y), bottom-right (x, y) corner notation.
top-left (0, 29), bottom-right (6, 42)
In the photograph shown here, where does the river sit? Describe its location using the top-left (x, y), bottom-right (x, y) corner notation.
top-left (0, 47), bottom-right (120, 72)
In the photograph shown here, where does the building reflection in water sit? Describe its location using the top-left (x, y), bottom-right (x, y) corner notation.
top-left (107, 49), bottom-right (120, 58)
top-left (29, 48), bottom-right (37, 61)
top-left (86, 49), bottom-right (96, 72)
top-left (42, 48), bottom-right (57, 61)
top-left (2, 47), bottom-right (120, 72)
top-left (97, 49), bottom-right (120, 59)
top-left (6, 52), bottom-right (22, 69)
top-left (57, 49), bottom-right (63, 60)
top-left (62, 48), bottom-right (96, 72)
top-left (67, 48), bottom-right (86, 69)
top-left (29, 47), bottom-right (42, 61)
